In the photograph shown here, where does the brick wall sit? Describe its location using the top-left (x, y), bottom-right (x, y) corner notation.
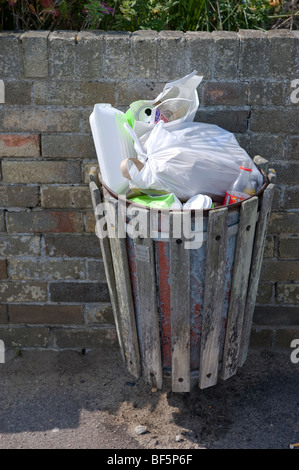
top-left (0, 29), bottom-right (298, 351)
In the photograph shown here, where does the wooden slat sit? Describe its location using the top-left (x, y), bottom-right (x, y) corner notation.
top-left (239, 184), bottom-right (275, 366)
top-left (105, 194), bottom-right (141, 379)
top-left (199, 207), bottom-right (228, 389)
top-left (221, 196), bottom-right (259, 381)
top-left (169, 212), bottom-right (191, 392)
top-left (132, 207), bottom-right (163, 389)
top-left (89, 173), bottom-right (125, 363)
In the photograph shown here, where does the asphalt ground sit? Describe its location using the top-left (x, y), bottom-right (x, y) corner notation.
top-left (0, 345), bottom-right (298, 452)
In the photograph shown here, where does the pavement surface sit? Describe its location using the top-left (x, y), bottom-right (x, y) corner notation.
top-left (0, 346), bottom-right (298, 450)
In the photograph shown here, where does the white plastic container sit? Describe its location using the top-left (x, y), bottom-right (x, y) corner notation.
top-left (89, 103), bottom-right (137, 194)
top-left (184, 194), bottom-right (213, 210)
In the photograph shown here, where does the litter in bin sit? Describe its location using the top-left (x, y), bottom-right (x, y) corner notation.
top-left (183, 194), bottom-right (213, 210)
top-left (90, 70), bottom-right (263, 207)
top-left (122, 120), bottom-right (263, 201)
top-left (89, 103), bottom-right (136, 194)
top-left (128, 192), bottom-right (182, 210)
top-left (223, 162), bottom-right (257, 205)
top-left (125, 70), bottom-right (203, 137)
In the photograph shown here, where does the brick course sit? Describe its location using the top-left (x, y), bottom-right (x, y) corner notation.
top-left (41, 135), bottom-right (96, 158)
top-left (0, 281), bottom-right (48, 302)
top-left (44, 234), bottom-right (101, 258)
top-left (9, 304), bottom-right (83, 325)
top-left (0, 211), bottom-right (5, 231)
top-left (41, 186), bottom-right (92, 209)
top-left (0, 107), bottom-right (80, 133)
top-left (0, 259), bottom-right (7, 279)
top-left (6, 210), bottom-right (84, 233)
top-left (0, 234), bottom-right (41, 256)
top-left (0, 30), bottom-right (297, 351)
top-left (49, 281), bottom-right (110, 303)
top-left (21, 31), bottom-right (49, 78)
top-left (278, 236), bottom-right (299, 258)
top-left (0, 305), bottom-right (8, 324)
top-left (2, 161), bottom-right (81, 184)
top-left (9, 258), bottom-right (86, 280)
top-left (0, 185), bottom-right (39, 207)
top-left (0, 134), bottom-right (40, 157)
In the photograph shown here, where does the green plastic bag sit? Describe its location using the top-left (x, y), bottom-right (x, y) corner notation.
top-left (129, 193), bottom-right (182, 209)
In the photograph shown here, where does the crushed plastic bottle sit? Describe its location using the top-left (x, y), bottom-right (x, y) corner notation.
top-left (223, 163), bottom-right (256, 205)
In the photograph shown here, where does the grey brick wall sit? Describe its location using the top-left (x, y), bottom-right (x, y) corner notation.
top-left (0, 29), bottom-right (298, 351)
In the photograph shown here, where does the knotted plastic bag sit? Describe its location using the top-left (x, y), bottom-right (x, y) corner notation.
top-left (122, 121), bottom-right (263, 201)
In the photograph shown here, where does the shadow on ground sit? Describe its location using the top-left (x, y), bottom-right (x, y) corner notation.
top-left (0, 347), bottom-right (298, 449)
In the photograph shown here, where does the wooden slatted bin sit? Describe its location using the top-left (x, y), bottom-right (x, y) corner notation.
top-left (89, 166), bottom-right (275, 393)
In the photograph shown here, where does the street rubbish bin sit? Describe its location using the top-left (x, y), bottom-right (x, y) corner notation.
top-left (89, 160), bottom-right (275, 392)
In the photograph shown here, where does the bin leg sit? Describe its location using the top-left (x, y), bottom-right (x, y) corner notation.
top-left (221, 196), bottom-right (258, 381)
top-left (132, 208), bottom-right (163, 389)
top-left (169, 213), bottom-right (191, 393)
top-left (239, 183), bottom-right (275, 366)
top-left (89, 172), bottom-right (125, 364)
top-left (105, 196), bottom-right (141, 379)
top-left (199, 207), bottom-right (228, 389)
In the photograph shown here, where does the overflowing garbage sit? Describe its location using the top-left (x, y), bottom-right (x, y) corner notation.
top-left (89, 71), bottom-right (263, 210)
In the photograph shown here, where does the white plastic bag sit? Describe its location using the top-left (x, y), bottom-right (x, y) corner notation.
top-left (122, 121), bottom-right (263, 201)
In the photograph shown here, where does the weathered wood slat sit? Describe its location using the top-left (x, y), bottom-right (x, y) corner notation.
top-left (132, 207), bottom-right (163, 389)
top-left (169, 212), bottom-right (191, 392)
top-left (89, 173), bottom-right (125, 362)
top-left (221, 196), bottom-right (259, 381)
top-left (105, 194), bottom-right (141, 379)
top-left (239, 184), bottom-right (275, 366)
top-left (199, 207), bottom-right (228, 389)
